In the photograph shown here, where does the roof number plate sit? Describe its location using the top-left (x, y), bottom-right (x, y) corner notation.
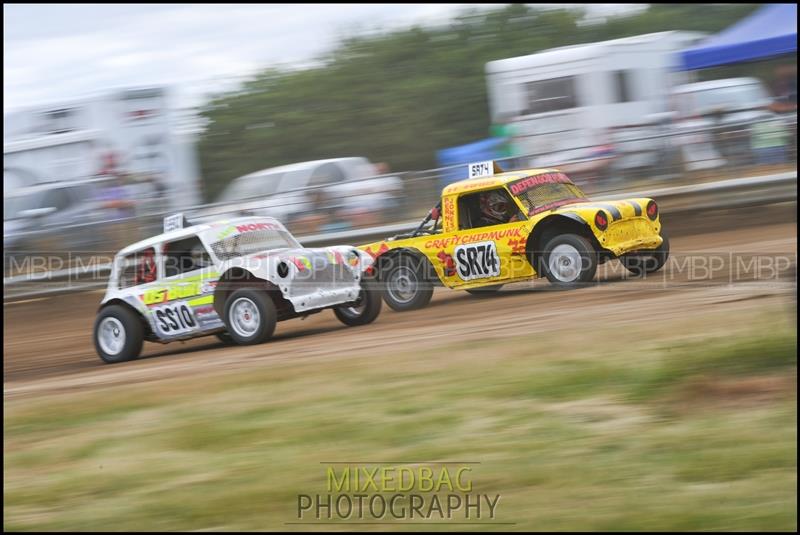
top-left (468, 161), bottom-right (494, 179)
top-left (163, 213), bottom-right (185, 233)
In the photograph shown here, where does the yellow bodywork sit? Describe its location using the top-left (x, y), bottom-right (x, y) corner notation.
top-left (359, 168), bottom-right (663, 290)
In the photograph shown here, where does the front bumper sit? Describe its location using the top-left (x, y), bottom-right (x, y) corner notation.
top-left (598, 217), bottom-right (663, 256)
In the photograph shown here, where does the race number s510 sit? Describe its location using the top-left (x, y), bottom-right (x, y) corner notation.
top-left (153, 302), bottom-right (197, 336)
top-left (455, 241), bottom-right (500, 281)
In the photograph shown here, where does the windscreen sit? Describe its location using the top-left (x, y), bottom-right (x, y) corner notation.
top-left (508, 172), bottom-right (587, 216)
top-left (687, 83), bottom-right (768, 113)
top-left (210, 227), bottom-right (300, 261)
top-left (217, 173), bottom-right (283, 203)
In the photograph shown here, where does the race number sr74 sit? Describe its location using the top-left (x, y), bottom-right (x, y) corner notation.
top-left (455, 241), bottom-right (500, 281)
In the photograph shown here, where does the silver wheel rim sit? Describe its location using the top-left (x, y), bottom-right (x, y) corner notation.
top-left (339, 289), bottom-right (366, 318)
top-left (341, 302), bottom-right (366, 318)
top-left (98, 317), bottom-right (126, 355)
top-left (387, 266), bottom-right (417, 304)
top-left (549, 244), bottom-right (582, 283)
top-left (229, 297), bottom-right (261, 338)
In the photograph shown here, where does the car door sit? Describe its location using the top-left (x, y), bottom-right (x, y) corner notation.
top-left (442, 187), bottom-right (534, 288)
top-left (146, 236), bottom-right (223, 339)
top-left (116, 245), bottom-right (168, 336)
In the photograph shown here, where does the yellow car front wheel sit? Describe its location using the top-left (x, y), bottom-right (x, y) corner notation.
top-left (541, 234), bottom-right (598, 288)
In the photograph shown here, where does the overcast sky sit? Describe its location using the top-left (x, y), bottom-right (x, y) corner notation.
top-left (4, 3), bottom-right (645, 114)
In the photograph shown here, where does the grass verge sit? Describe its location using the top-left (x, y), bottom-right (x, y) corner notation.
top-left (4, 315), bottom-right (797, 531)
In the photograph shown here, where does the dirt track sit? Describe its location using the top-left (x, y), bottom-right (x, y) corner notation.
top-left (4, 216), bottom-right (797, 400)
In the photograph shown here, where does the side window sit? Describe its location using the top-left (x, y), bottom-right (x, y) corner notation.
top-left (164, 236), bottom-right (212, 278)
top-left (458, 188), bottom-right (522, 230)
top-left (279, 170), bottom-right (305, 190)
top-left (119, 247), bottom-right (157, 288)
top-left (309, 163), bottom-right (346, 187)
top-left (258, 172), bottom-right (284, 196)
top-left (526, 76), bottom-right (578, 114)
top-left (611, 70), bottom-right (638, 103)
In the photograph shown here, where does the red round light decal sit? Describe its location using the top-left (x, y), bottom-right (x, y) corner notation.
top-left (646, 201), bottom-right (658, 220)
top-left (595, 210), bottom-right (608, 230)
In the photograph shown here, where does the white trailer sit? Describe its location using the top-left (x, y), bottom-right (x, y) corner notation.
top-left (3, 87), bottom-right (202, 209)
top-left (485, 31), bottom-right (705, 167)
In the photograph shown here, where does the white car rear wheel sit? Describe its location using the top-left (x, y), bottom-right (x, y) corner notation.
top-left (224, 288), bottom-right (277, 345)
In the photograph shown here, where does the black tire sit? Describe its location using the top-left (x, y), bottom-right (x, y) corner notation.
top-left (465, 284), bottom-right (504, 296)
top-left (223, 288), bottom-right (277, 345)
top-left (381, 254), bottom-right (434, 312)
top-left (215, 331), bottom-right (235, 344)
top-left (334, 276), bottom-right (383, 326)
top-left (620, 233), bottom-right (670, 276)
top-left (541, 233), bottom-right (598, 288)
top-left (93, 304), bottom-right (144, 364)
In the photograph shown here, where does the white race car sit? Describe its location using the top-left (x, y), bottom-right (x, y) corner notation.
top-left (93, 215), bottom-right (381, 363)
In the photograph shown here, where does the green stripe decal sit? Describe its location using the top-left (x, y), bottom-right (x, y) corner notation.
top-left (188, 295), bottom-right (215, 307)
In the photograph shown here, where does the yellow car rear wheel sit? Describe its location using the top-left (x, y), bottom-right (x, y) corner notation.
top-left (382, 255), bottom-right (434, 311)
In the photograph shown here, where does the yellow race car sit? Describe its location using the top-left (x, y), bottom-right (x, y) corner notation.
top-left (358, 161), bottom-right (669, 311)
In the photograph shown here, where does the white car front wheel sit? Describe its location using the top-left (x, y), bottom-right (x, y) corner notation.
top-left (93, 305), bottom-right (144, 364)
top-left (334, 277), bottom-right (382, 326)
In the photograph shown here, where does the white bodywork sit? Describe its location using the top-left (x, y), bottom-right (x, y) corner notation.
top-left (101, 216), bottom-right (373, 342)
top-left (4, 87), bottom-right (202, 210)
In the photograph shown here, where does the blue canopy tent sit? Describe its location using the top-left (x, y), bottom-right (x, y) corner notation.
top-left (436, 137), bottom-right (506, 191)
top-left (679, 4), bottom-right (797, 70)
